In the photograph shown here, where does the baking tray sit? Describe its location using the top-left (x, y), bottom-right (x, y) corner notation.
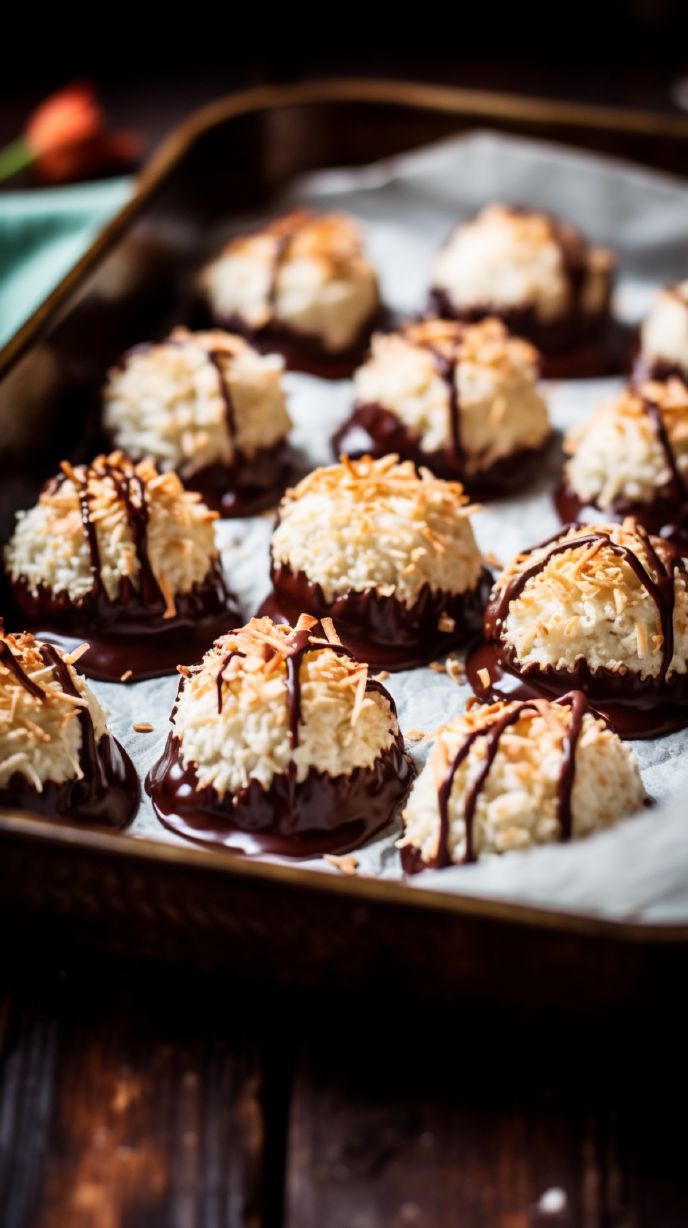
top-left (2, 79), bottom-right (688, 1011)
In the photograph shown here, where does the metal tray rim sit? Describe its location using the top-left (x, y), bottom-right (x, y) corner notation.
top-left (0, 808), bottom-right (685, 945)
top-left (2, 77), bottom-right (688, 947)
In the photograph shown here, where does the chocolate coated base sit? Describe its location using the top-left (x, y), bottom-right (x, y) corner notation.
top-left (8, 573), bottom-right (241, 682)
top-left (554, 480), bottom-right (688, 555)
top-left (146, 733), bottom-right (412, 858)
top-left (537, 322), bottom-right (631, 380)
top-left (23, 613), bottom-right (238, 683)
top-left (0, 734), bottom-right (139, 830)
top-left (332, 403), bottom-right (554, 499)
top-left (632, 350), bottom-right (688, 386)
top-left (204, 307), bottom-right (391, 380)
top-left (259, 565), bottom-right (492, 671)
top-left (399, 843), bottom-right (438, 876)
top-left (466, 640), bottom-right (688, 739)
top-left (181, 442), bottom-right (300, 518)
top-left (428, 289), bottom-right (631, 379)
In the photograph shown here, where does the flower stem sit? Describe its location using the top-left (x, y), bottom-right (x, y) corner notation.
top-left (0, 137), bottom-right (35, 182)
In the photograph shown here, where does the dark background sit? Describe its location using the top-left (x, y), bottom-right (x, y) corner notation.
top-left (2, 3), bottom-right (688, 156)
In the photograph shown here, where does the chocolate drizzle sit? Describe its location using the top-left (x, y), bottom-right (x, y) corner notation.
top-left (205, 348), bottom-right (237, 444)
top-left (418, 340), bottom-right (463, 464)
top-left (8, 455), bottom-right (241, 681)
top-left (39, 642), bottom-right (105, 795)
top-left (78, 485), bottom-right (101, 584)
top-left (0, 636), bottom-right (139, 829)
top-left (64, 459), bottom-right (166, 610)
top-left (641, 393), bottom-right (687, 503)
top-left (266, 226), bottom-right (301, 316)
top-left (469, 525), bottom-right (688, 738)
top-left (486, 526), bottom-right (680, 682)
top-left (0, 637), bottom-right (45, 701)
top-left (427, 691), bottom-right (589, 872)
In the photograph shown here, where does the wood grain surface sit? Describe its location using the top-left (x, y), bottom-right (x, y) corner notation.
top-left (284, 990), bottom-right (688, 1228)
top-left (0, 952), bottom-right (685, 1227)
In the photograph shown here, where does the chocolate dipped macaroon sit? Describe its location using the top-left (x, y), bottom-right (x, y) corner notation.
top-left (103, 327), bottom-right (295, 517)
top-left (146, 614), bottom-right (412, 857)
top-left (467, 519), bottom-right (688, 738)
top-left (334, 317), bottom-right (551, 497)
top-left (0, 624), bottom-right (139, 829)
top-left (4, 452), bottom-right (239, 682)
top-left (399, 693), bottom-right (646, 872)
top-left (556, 378), bottom-right (688, 549)
top-left (429, 204), bottom-right (621, 378)
top-left (200, 209), bottom-right (381, 378)
top-left (260, 455), bottom-right (492, 670)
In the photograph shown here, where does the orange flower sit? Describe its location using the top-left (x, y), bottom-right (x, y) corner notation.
top-left (26, 83), bottom-right (103, 157)
top-left (0, 82), bottom-right (141, 185)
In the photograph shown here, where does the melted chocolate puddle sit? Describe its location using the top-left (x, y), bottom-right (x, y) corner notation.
top-left (147, 619), bottom-right (412, 855)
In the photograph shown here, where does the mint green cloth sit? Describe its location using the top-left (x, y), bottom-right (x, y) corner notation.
top-left (0, 176), bottom-right (132, 348)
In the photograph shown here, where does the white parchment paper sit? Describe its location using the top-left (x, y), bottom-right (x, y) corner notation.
top-left (93, 131), bottom-right (688, 923)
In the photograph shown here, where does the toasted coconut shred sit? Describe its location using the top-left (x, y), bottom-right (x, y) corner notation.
top-left (498, 520), bottom-right (688, 679)
top-left (354, 316), bottom-right (550, 461)
top-left (399, 697), bottom-right (646, 866)
top-left (565, 378), bottom-right (688, 507)
top-left (103, 327), bottom-right (291, 472)
top-left (201, 209), bottom-right (379, 352)
top-left (271, 454), bottom-right (484, 606)
top-left (0, 626), bottom-right (107, 790)
top-left (172, 616), bottom-right (399, 798)
top-left (5, 451), bottom-right (220, 610)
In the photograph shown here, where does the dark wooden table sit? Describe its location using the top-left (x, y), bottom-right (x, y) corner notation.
top-left (0, 945), bottom-right (685, 1227)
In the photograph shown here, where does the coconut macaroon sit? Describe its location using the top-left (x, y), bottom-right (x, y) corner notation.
top-left (4, 451), bottom-right (239, 682)
top-left (467, 519), bottom-right (688, 737)
top-left (0, 624), bottom-right (138, 828)
top-left (261, 455), bottom-right (491, 670)
top-left (399, 692), bottom-right (646, 872)
top-left (556, 378), bottom-right (688, 548)
top-left (429, 204), bottom-right (619, 376)
top-left (333, 317), bottom-right (551, 495)
top-left (146, 614), bottom-right (411, 856)
top-left (200, 209), bottom-right (381, 375)
top-left (103, 327), bottom-right (294, 516)
top-left (639, 282), bottom-right (688, 381)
